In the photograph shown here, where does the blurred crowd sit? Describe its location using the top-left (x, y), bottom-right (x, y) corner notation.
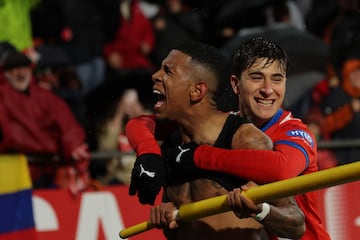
top-left (0, 0), bottom-right (359, 191)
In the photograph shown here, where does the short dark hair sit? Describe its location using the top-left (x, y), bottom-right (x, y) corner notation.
top-left (232, 37), bottom-right (288, 77)
top-left (174, 41), bottom-right (231, 102)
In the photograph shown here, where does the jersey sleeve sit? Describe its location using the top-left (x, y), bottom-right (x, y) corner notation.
top-left (194, 122), bottom-right (317, 184)
top-left (125, 114), bottom-right (161, 155)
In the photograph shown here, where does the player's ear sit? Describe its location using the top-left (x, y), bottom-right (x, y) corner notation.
top-left (190, 81), bottom-right (207, 102)
top-left (230, 75), bottom-right (240, 94)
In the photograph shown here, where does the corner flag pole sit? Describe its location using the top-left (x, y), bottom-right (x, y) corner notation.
top-left (119, 160), bottom-right (360, 239)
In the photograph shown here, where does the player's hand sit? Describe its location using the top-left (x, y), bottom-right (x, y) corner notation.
top-left (72, 143), bottom-right (91, 173)
top-left (129, 154), bottom-right (166, 205)
top-left (150, 202), bottom-right (179, 229)
top-left (227, 182), bottom-right (262, 219)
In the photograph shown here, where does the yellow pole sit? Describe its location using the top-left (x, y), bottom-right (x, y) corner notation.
top-left (119, 160), bottom-right (360, 239)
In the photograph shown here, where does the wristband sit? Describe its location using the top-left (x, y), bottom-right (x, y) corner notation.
top-left (255, 202), bottom-right (270, 222)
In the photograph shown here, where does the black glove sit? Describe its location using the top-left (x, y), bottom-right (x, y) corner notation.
top-left (168, 142), bottom-right (199, 179)
top-left (129, 153), bottom-right (166, 205)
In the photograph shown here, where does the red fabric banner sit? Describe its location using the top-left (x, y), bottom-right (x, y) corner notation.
top-left (32, 182), bottom-right (360, 240)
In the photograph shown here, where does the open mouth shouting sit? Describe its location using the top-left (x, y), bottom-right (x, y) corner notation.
top-left (153, 89), bottom-right (165, 111)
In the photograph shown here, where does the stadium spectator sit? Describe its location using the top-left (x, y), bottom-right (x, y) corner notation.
top-left (0, 0), bottom-right (39, 51)
top-left (0, 50), bottom-right (91, 194)
top-left (103, 0), bottom-right (155, 72)
top-left (321, 44), bottom-right (360, 165)
top-left (31, 0), bottom-right (109, 95)
top-left (96, 89), bottom-right (147, 185)
top-left (150, 0), bottom-right (204, 67)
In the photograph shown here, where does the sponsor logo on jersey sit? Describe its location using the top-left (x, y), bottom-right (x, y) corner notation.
top-left (286, 129), bottom-right (314, 147)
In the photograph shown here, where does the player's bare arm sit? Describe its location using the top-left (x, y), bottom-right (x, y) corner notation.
top-left (232, 123), bottom-right (273, 150)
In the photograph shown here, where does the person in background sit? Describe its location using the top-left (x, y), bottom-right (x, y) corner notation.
top-left (96, 89), bottom-right (147, 185)
top-left (0, 50), bottom-right (91, 194)
top-left (31, 0), bottom-right (109, 96)
top-left (150, 0), bottom-right (204, 67)
top-left (34, 66), bottom-right (86, 124)
top-left (303, 106), bottom-right (338, 170)
top-left (0, 0), bottom-right (39, 52)
top-left (320, 44), bottom-right (360, 165)
top-left (97, 0), bottom-right (155, 112)
top-left (103, 0), bottom-right (155, 72)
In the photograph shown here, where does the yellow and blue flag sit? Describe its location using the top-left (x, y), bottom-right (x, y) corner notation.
top-left (0, 154), bottom-right (37, 240)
